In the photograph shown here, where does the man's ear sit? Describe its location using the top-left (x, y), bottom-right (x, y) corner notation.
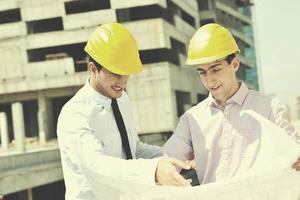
top-left (232, 57), bottom-right (240, 72)
top-left (88, 62), bottom-right (98, 74)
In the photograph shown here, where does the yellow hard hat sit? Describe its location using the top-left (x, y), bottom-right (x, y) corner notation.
top-left (84, 23), bottom-right (143, 75)
top-left (186, 23), bottom-right (240, 65)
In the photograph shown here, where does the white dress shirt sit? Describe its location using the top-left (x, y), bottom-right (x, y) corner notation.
top-left (57, 81), bottom-right (162, 200)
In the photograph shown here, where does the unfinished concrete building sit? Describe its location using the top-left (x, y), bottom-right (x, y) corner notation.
top-left (0, 0), bottom-right (257, 199)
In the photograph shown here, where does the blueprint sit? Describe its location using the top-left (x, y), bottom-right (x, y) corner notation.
top-left (85, 169), bottom-right (300, 200)
top-left (84, 110), bottom-right (300, 200)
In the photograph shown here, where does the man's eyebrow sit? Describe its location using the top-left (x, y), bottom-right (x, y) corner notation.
top-left (197, 63), bottom-right (221, 71)
top-left (208, 63), bottom-right (221, 70)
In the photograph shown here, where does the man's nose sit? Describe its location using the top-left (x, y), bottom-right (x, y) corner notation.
top-left (206, 73), bottom-right (216, 86)
top-left (118, 75), bottom-right (129, 84)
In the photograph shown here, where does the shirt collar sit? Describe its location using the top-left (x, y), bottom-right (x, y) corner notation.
top-left (228, 81), bottom-right (249, 106)
top-left (208, 81), bottom-right (249, 107)
top-left (83, 79), bottom-right (112, 109)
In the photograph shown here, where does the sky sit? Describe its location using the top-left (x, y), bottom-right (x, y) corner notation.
top-left (253, 0), bottom-right (300, 105)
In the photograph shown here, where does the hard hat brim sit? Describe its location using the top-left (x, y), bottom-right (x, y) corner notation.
top-left (85, 44), bottom-right (143, 76)
top-left (186, 50), bottom-right (240, 65)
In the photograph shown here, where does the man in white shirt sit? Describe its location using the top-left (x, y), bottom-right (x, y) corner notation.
top-left (57, 23), bottom-right (192, 200)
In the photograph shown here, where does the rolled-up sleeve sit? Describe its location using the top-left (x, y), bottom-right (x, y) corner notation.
top-left (269, 98), bottom-right (300, 145)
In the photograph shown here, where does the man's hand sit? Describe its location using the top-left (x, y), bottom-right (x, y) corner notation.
top-left (185, 159), bottom-right (196, 169)
top-left (155, 157), bottom-right (192, 186)
top-left (291, 156), bottom-right (300, 171)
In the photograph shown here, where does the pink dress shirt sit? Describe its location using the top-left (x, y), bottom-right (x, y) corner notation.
top-left (163, 82), bottom-right (300, 184)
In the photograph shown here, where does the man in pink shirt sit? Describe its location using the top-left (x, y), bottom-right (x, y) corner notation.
top-left (163, 23), bottom-right (300, 184)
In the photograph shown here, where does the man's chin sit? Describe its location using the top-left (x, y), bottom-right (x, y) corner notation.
top-left (211, 92), bottom-right (220, 98)
top-left (110, 91), bottom-right (123, 99)
top-left (211, 93), bottom-right (223, 101)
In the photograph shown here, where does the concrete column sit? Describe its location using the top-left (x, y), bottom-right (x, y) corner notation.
top-left (12, 102), bottom-right (25, 151)
top-left (38, 93), bottom-right (54, 144)
top-left (27, 188), bottom-right (33, 200)
top-left (38, 111), bottom-right (47, 144)
top-left (0, 112), bottom-right (9, 149)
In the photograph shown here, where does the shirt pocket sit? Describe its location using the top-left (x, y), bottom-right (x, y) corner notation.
top-left (238, 128), bottom-right (261, 141)
top-left (237, 129), bottom-right (261, 159)
top-left (102, 134), bottom-right (122, 157)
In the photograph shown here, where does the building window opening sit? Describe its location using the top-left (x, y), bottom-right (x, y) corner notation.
top-left (26, 17), bottom-right (63, 34)
top-left (64, 0), bottom-right (111, 14)
top-left (175, 90), bottom-right (191, 117)
top-left (0, 8), bottom-right (21, 24)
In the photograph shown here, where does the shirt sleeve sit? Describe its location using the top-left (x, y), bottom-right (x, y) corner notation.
top-left (135, 134), bottom-right (163, 159)
top-left (57, 110), bottom-right (160, 186)
top-left (162, 114), bottom-right (194, 161)
top-left (269, 98), bottom-right (300, 145)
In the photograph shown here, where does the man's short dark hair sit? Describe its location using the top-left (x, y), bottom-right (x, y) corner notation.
top-left (88, 56), bottom-right (103, 71)
top-left (225, 53), bottom-right (236, 64)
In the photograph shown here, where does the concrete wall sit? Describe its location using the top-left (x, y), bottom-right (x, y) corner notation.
top-left (0, 148), bottom-right (62, 195)
top-left (128, 62), bottom-right (176, 134)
